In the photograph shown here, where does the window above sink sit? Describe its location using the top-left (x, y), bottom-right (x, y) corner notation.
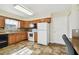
top-left (5, 18), bottom-right (20, 30)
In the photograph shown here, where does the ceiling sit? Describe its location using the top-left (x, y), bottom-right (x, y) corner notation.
top-left (0, 4), bottom-right (72, 20)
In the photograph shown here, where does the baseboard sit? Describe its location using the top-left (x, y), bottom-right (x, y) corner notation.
top-left (49, 42), bottom-right (66, 46)
top-left (49, 41), bottom-right (65, 45)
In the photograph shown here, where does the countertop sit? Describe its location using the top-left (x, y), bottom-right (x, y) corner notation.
top-left (0, 28), bottom-right (32, 35)
top-left (0, 31), bottom-right (28, 35)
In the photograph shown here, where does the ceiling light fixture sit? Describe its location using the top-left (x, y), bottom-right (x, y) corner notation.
top-left (14, 5), bottom-right (33, 15)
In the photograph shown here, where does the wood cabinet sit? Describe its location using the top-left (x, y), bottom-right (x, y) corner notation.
top-left (8, 32), bottom-right (28, 45)
top-left (21, 32), bottom-right (27, 40)
top-left (20, 17), bottom-right (51, 28)
top-left (16, 33), bottom-right (21, 43)
top-left (40, 18), bottom-right (51, 23)
top-left (17, 32), bottom-right (27, 41)
top-left (20, 21), bottom-right (25, 28)
top-left (34, 32), bottom-right (37, 42)
top-left (32, 17), bottom-right (51, 23)
top-left (0, 16), bottom-right (5, 28)
top-left (20, 21), bottom-right (31, 28)
top-left (32, 19), bottom-right (41, 23)
top-left (8, 34), bottom-right (16, 45)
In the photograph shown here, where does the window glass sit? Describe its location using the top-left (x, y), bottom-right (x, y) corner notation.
top-left (5, 19), bottom-right (20, 30)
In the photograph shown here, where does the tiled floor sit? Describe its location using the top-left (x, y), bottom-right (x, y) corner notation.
top-left (0, 40), bottom-right (67, 55)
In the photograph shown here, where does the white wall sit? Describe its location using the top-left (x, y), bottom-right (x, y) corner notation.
top-left (50, 16), bottom-right (68, 45)
top-left (69, 7), bottom-right (79, 38)
top-left (50, 5), bottom-right (79, 45)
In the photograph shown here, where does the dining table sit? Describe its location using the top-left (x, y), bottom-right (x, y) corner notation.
top-left (71, 37), bottom-right (79, 54)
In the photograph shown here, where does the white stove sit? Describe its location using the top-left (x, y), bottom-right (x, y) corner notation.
top-left (28, 32), bottom-right (34, 42)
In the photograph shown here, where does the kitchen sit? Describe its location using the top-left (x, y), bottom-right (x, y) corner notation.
top-left (0, 15), bottom-right (51, 45)
top-left (0, 1), bottom-right (79, 59)
top-left (0, 13), bottom-right (52, 54)
top-left (0, 4), bottom-right (79, 55)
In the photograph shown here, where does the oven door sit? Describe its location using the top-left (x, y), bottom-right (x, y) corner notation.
top-left (28, 32), bottom-right (34, 41)
top-left (0, 34), bottom-right (8, 48)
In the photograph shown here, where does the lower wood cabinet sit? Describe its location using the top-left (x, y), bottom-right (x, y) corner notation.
top-left (8, 34), bottom-right (16, 45)
top-left (21, 32), bottom-right (27, 40)
top-left (8, 32), bottom-right (28, 45)
top-left (16, 33), bottom-right (21, 43)
top-left (34, 32), bottom-right (37, 42)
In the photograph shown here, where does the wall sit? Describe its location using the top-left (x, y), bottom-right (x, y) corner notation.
top-left (50, 15), bottom-right (68, 45)
top-left (69, 5), bottom-right (79, 38)
top-left (50, 5), bottom-right (79, 45)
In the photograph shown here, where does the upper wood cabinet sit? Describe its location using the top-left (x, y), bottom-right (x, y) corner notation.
top-left (41, 18), bottom-right (51, 23)
top-left (20, 21), bottom-right (31, 28)
top-left (32, 19), bottom-right (41, 23)
top-left (32, 17), bottom-right (51, 23)
top-left (20, 21), bottom-right (24, 28)
top-left (20, 17), bottom-right (51, 28)
top-left (0, 16), bottom-right (5, 28)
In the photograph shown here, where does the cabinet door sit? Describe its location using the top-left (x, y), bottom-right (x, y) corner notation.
top-left (21, 32), bottom-right (24, 40)
top-left (20, 32), bottom-right (27, 41)
top-left (32, 19), bottom-right (41, 23)
top-left (32, 18), bottom-right (51, 23)
top-left (16, 32), bottom-right (28, 42)
top-left (20, 21), bottom-right (31, 28)
top-left (20, 21), bottom-right (25, 28)
top-left (25, 32), bottom-right (28, 40)
top-left (16, 33), bottom-right (21, 42)
top-left (0, 16), bottom-right (5, 28)
top-left (34, 32), bottom-right (37, 42)
top-left (43, 18), bottom-right (51, 23)
top-left (24, 21), bottom-right (31, 28)
top-left (8, 34), bottom-right (16, 45)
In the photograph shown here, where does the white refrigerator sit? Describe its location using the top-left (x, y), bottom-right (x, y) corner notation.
top-left (37, 23), bottom-right (49, 45)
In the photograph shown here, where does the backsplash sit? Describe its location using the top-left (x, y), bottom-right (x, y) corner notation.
top-left (0, 28), bottom-right (31, 33)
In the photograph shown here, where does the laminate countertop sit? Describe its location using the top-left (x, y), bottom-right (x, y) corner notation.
top-left (0, 31), bottom-right (28, 35)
